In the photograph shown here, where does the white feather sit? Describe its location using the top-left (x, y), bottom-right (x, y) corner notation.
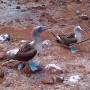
top-left (6, 48), bottom-right (19, 58)
top-left (74, 26), bottom-right (82, 42)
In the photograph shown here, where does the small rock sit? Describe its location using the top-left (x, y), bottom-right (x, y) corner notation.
top-left (79, 14), bottom-right (89, 20)
top-left (0, 34), bottom-right (10, 42)
top-left (42, 40), bottom-right (52, 48)
top-left (1, 1), bottom-right (3, 3)
top-left (8, 4), bottom-right (11, 6)
top-left (54, 85), bottom-right (63, 89)
top-left (76, 10), bottom-right (81, 15)
top-left (0, 52), bottom-right (6, 60)
top-left (3, 81), bottom-right (12, 87)
top-left (69, 75), bottom-right (81, 83)
top-left (45, 64), bottom-right (61, 70)
top-left (16, 6), bottom-right (21, 9)
top-left (22, 63), bottom-right (32, 77)
top-left (32, 3), bottom-right (47, 9)
top-left (17, 63), bottom-right (25, 71)
top-left (45, 64), bottom-right (63, 74)
top-left (34, 0), bottom-right (39, 2)
top-left (41, 77), bottom-right (54, 84)
top-left (0, 68), bottom-right (4, 78)
top-left (21, 9), bottom-right (27, 12)
top-left (75, 0), bottom-right (82, 3)
top-left (56, 76), bottom-right (64, 83)
top-left (0, 67), bottom-right (4, 84)
top-left (19, 40), bottom-right (27, 43)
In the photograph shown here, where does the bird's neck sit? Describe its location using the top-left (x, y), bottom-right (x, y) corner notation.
top-left (33, 32), bottom-right (42, 53)
top-left (75, 31), bottom-right (82, 42)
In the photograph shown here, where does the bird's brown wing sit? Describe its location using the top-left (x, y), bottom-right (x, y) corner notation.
top-left (14, 49), bottom-right (37, 61)
top-left (18, 43), bottom-right (34, 53)
top-left (67, 33), bottom-right (75, 38)
top-left (57, 35), bottom-right (77, 46)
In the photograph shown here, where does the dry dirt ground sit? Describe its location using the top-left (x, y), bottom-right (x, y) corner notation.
top-left (0, 0), bottom-right (89, 90)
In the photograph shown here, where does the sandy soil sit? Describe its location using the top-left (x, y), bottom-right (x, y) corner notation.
top-left (0, 0), bottom-right (89, 90)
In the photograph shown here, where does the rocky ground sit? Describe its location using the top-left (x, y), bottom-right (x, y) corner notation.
top-left (0, 0), bottom-right (89, 90)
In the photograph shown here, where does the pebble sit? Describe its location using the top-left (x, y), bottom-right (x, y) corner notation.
top-left (1, 1), bottom-right (3, 3)
top-left (45, 64), bottom-right (61, 70)
top-left (19, 40), bottom-right (27, 43)
top-left (22, 64), bottom-right (32, 77)
top-left (69, 75), bottom-right (81, 83)
top-left (56, 76), bottom-right (64, 83)
top-left (0, 34), bottom-right (10, 42)
top-left (41, 77), bottom-right (54, 84)
top-left (42, 40), bottom-right (52, 48)
top-left (76, 0), bottom-right (82, 3)
top-left (76, 10), bottom-right (81, 15)
top-left (79, 14), bottom-right (89, 20)
top-left (17, 63), bottom-right (25, 71)
top-left (0, 67), bottom-right (4, 84)
top-left (0, 68), bottom-right (4, 78)
top-left (32, 3), bottom-right (47, 9)
top-left (0, 52), bottom-right (6, 60)
top-left (16, 6), bottom-right (21, 9)
top-left (34, 0), bottom-right (39, 2)
top-left (45, 64), bottom-right (63, 74)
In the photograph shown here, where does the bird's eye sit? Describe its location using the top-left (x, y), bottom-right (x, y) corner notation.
top-left (38, 27), bottom-right (43, 32)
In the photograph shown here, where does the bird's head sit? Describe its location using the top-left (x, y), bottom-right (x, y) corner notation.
top-left (33, 26), bottom-right (46, 53)
top-left (34, 26), bottom-right (46, 34)
top-left (74, 26), bottom-right (83, 33)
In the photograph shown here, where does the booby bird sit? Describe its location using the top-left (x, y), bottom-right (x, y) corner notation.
top-left (54, 26), bottom-right (83, 48)
top-left (6, 26), bottom-right (46, 61)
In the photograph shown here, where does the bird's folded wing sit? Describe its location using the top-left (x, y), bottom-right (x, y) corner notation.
top-left (15, 49), bottom-right (37, 61)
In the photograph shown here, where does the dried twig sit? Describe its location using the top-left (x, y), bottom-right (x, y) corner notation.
top-left (2, 60), bottom-right (16, 66)
top-left (50, 32), bottom-right (63, 40)
top-left (50, 32), bottom-right (58, 39)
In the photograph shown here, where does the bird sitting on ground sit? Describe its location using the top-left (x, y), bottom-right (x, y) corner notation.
top-left (6, 26), bottom-right (46, 61)
top-left (54, 26), bottom-right (83, 48)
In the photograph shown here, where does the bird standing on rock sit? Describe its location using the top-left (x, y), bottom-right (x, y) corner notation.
top-left (54, 26), bottom-right (83, 48)
top-left (6, 26), bottom-right (46, 61)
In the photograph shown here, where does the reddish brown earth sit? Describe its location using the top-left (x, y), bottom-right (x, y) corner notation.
top-left (0, 0), bottom-right (89, 90)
